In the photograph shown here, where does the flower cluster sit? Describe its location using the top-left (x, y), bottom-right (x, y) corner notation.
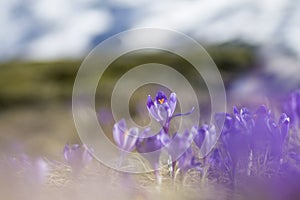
top-left (113, 91), bottom-right (214, 179)
top-left (111, 90), bottom-right (298, 186)
top-left (210, 105), bottom-right (290, 182)
top-left (62, 90), bottom-right (300, 193)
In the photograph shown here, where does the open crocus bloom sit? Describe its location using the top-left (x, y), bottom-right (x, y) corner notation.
top-left (113, 119), bottom-right (139, 152)
top-left (147, 91), bottom-right (177, 126)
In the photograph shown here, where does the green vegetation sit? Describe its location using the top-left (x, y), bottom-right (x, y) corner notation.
top-left (0, 43), bottom-right (255, 109)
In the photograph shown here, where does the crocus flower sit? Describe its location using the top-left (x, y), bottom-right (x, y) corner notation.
top-left (282, 90), bottom-right (300, 128)
top-left (135, 129), bottom-right (166, 183)
top-left (147, 91), bottom-right (194, 133)
top-left (215, 105), bottom-right (290, 180)
top-left (147, 91), bottom-right (177, 127)
top-left (63, 144), bottom-right (93, 174)
top-left (163, 129), bottom-right (194, 160)
top-left (216, 110), bottom-right (250, 165)
top-left (159, 129), bottom-right (195, 177)
top-left (192, 125), bottom-right (205, 150)
top-left (193, 124), bottom-right (218, 157)
top-left (113, 119), bottom-right (139, 152)
top-left (135, 129), bottom-right (165, 170)
top-left (233, 106), bottom-right (254, 132)
top-left (252, 105), bottom-right (290, 157)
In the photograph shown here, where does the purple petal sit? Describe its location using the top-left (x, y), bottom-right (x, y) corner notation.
top-left (157, 104), bottom-right (168, 123)
top-left (233, 106), bottom-right (239, 115)
top-left (267, 118), bottom-right (279, 135)
top-left (63, 144), bottom-right (70, 162)
top-left (82, 145), bottom-right (93, 164)
top-left (147, 95), bottom-right (161, 122)
top-left (160, 132), bottom-right (171, 146)
top-left (63, 144), bottom-right (93, 174)
top-left (147, 95), bottom-right (154, 109)
top-left (192, 126), bottom-right (205, 149)
top-left (169, 93), bottom-right (177, 115)
top-left (166, 130), bottom-right (193, 159)
top-left (123, 127), bottom-right (139, 152)
top-left (113, 119), bottom-right (127, 147)
top-left (214, 113), bottom-right (234, 134)
top-left (255, 105), bottom-right (269, 116)
top-left (279, 113), bottom-right (290, 140)
top-left (113, 119), bottom-right (140, 152)
top-left (177, 147), bottom-right (199, 174)
top-left (136, 131), bottom-right (163, 168)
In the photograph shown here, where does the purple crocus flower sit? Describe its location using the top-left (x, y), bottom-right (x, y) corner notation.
top-left (233, 106), bottom-right (255, 132)
top-left (282, 90), bottom-right (300, 128)
top-left (163, 129), bottom-right (194, 159)
top-left (214, 105), bottom-right (290, 180)
top-left (147, 91), bottom-right (177, 127)
top-left (113, 119), bottom-right (139, 152)
top-left (192, 125), bottom-right (205, 149)
top-left (192, 124), bottom-right (218, 157)
top-left (135, 129), bottom-right (165, 170)
top-left (216, 109), bottom-right (250, 164)
top-left (147, 91), bottom-right (194, 133)
top-left (63, 144), bottom-right (93, 174)
top-left (252, 105), bottom-right (290, 157)
top-left (135, 129), bottom-right (166, 183)
top-left (161, 129), bottom-right (195, 177)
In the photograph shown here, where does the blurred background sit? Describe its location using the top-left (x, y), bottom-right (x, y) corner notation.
top-left (0, 0), bottom-right (299, 158)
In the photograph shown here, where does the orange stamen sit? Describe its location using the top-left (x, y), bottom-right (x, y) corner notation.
top-left (158, 98), bottom-right (165, 104)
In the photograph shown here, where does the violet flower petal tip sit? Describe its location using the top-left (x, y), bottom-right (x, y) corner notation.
top-left (113, 119), bottom-right (127, 147)
top-left (169, 92), bottom-right (176, 102)
top-left (147, 95), bottom-right (154, 108)
top-left (169, 92), bottom-right (177, 114)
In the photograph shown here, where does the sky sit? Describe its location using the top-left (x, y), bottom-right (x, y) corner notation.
top-left (0, 0), bottom-right (300, 61)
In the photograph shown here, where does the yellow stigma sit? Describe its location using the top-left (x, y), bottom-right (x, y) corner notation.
top-left (158, 98), bottom-right (165, 104)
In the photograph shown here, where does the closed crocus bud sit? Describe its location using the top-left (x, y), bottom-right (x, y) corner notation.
top-left (200, 125), bottom-right (218, 157)
top-left (63, 144), bottom-right (93, 174)
top-left (177, 147), bottom-right (200, 175)
top-left (279, 113), bottom-right (290, 140)
top-left (113, 119), bottom-right (139, 152)
top-left (163, 130), bottom-right (194, 161)
top-left (192, 125), bottom-right (205, 150)
top-left (214, 113), bottom-right (235, 135)
top-left (234, 107), bottom-right (254, 130)
top-left (282, 90), bottom-right (300, 127)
